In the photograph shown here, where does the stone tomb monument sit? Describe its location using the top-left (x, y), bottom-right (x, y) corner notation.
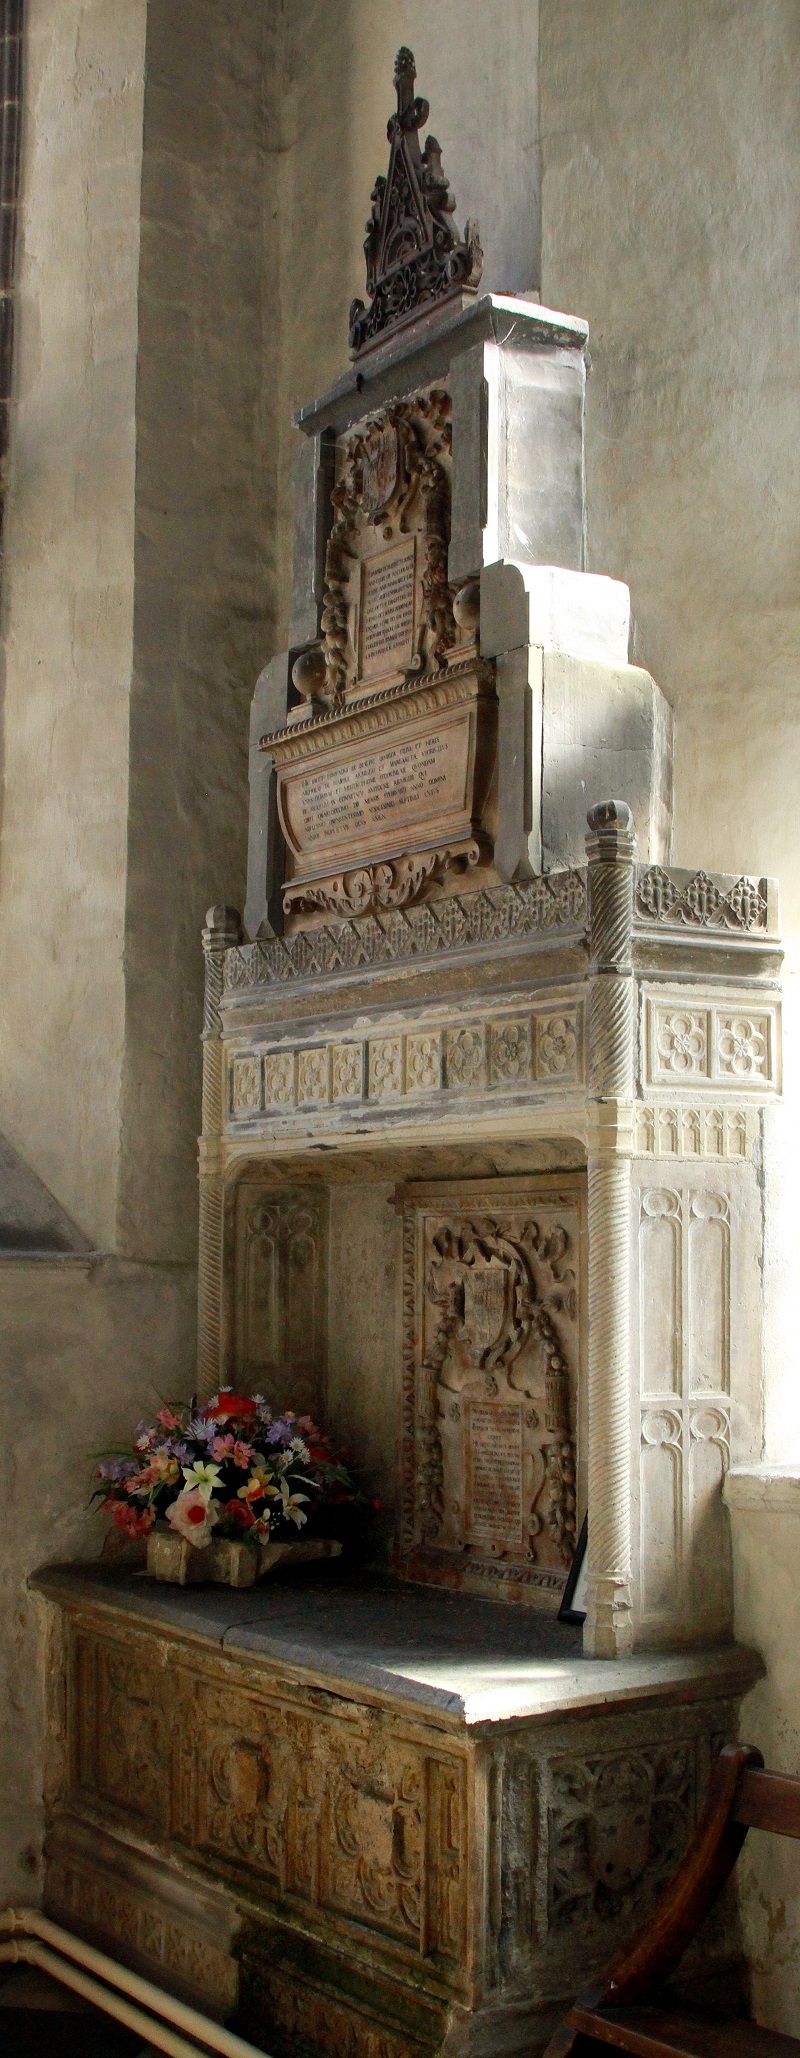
top-left (39, 50), bottom-right (779, 2058)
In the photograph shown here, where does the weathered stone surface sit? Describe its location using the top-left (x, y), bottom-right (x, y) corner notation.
top-left (37, 1568), bottom-right (759, 2055)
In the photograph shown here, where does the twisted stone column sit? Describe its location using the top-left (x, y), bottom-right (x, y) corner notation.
top-left (584, 802), bottom-right (637, 1657)
top-left (197, 906), bottom-right (241, 1400)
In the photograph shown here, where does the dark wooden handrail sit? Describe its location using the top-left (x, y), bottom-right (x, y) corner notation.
top-left (735, 1768), bottom-right (800, 1839)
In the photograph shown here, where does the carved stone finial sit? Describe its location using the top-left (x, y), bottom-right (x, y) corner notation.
top-left (203, 906), bottom-right (242, 949)
top-left (585, 799), bottom-right (637, 865)
top-left (349, 49), bottom-right (483, 357)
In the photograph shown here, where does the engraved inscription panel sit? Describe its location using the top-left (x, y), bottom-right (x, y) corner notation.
top-left (285, 725), bottom-right (466, 856)
top-left (400, 1178), bottom-right (583, 1608)
top-left (468, 1403), bottom-right (522, 1548)
top-left (360, 542), bottom-right (416, 679)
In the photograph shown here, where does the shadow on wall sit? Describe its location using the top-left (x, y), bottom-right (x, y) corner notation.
top-left (0, 1135), bottom-right (92, 1254)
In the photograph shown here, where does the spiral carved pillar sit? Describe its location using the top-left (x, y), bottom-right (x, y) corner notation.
top-left (197, 906), bottom-right (241, 1401)
top-left (584, 802), bottom-right (637, 1658)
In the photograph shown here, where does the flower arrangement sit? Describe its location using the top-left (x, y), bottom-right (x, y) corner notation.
top-left (93, 1389), bottom-right (365, 1553)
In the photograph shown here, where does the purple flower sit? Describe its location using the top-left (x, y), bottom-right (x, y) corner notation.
top-left (168, 1441), bottom-right (191, 1464)
top-left (97, 1456), bottom-right (136, 1482)
top-left (266, 1421), bottom-right (292, 1446)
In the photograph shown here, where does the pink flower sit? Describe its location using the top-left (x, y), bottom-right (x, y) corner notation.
top-left (166, 1488), bottom-right (220, 1548)
top-left (211, 1434), bottom-right (235, 1459)
top-left (233, 1440), bottom-right (254, 1469)
top-left (156, 1406), bottom-right (183, 1431)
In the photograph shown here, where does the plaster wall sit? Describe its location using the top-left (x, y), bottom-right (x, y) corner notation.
top-left (537, 5), bottom-right (800, 2022)
top-left (0, 0), bottom-right (279, 1902)
top-left (0, 0), bottom-right (146, 1249)
top-left (0, 1253), bottom-right (195, 1904)
top-left (538, 0), bottom-right (800, 1459)
top-left (119, 0), bottom-right (276, 1263)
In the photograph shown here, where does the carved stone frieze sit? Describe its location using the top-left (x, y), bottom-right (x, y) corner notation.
top-left (222, 873), bottom-right (588, 994)
top-left (43, 1586), bottom-right (753, 2056)
top-left (268, 661), bottom-right (496, 930)
top-left (227, 1002), bottom-right (583, 1130)
top-left (318, 386), bottom-right (459, 701)
top-left (643, 992), bottom-right (780, 1094)
top-left (548, 1743), bottom-right (695, 1931)
top-left (348, 49), bottom-right (482, 357)
top-left (635, 866), bottom-right (769, 933)
top-left (48, 1852), bottom-right (236, 2009)
top-left (242, 1968), bottom-right (428, 2058)
top-left (399, 1179), bottom-right (582, 1605)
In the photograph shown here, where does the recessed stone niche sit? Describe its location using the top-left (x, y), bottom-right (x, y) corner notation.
top-left (222, 1144), bottom-right (588, 1575)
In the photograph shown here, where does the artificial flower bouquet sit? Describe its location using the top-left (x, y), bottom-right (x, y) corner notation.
top-left (93, 1389), bottom-right (370, 1585)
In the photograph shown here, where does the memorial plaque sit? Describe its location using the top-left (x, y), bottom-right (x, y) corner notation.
top-left (467, 1402), bottom-right (523, 1550)
top-left (399, 1178), bottom-right (583, 1609)
top-left (359, 542), bottom-right (416, 681)
top-left (284, 722), bottom-right (467, 857)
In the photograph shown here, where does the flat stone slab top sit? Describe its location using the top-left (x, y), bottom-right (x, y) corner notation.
top-left (34, 1563), bottom-right (761, 1728)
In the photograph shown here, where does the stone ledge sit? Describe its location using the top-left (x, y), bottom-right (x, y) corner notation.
top-left (723, 1465), bottom-right (800, 1514)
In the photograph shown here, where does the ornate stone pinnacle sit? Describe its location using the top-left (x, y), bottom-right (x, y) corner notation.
top-left (349, 50), bottom-right (483, 357)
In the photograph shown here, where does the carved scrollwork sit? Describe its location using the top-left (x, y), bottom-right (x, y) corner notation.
top-left (282, 841), bottom-right (480, 920)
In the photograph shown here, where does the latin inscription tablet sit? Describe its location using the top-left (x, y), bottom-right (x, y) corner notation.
top-left (284, 721), bottom-right (470, 857)
top-left (360, 542), bottom-right (416, 680)
top-left (468, 1403), bottom-right (523, 1550)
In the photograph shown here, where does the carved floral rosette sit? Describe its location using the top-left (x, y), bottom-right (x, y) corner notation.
top-left (399, 1181), bottom-right (581, 1607)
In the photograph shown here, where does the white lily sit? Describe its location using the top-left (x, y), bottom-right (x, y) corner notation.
top-left (266, 1477), bottom-right (309, 1528)
top-left (181, 1460), bottom-right (222, 1500)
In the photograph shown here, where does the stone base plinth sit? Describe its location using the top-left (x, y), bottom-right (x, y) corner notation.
top-left (36, 1565), bottom-right (760, 2058)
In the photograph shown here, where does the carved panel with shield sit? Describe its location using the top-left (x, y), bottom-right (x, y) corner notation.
top-left (399, 1177), bottom-right (583, 1607)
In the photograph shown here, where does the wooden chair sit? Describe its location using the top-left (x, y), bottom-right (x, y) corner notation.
top-left (544, 1745), bottom-right (800, 2058)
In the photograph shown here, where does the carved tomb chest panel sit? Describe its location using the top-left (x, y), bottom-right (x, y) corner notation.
top-left (399, 1177), bottom-right (583, 1607)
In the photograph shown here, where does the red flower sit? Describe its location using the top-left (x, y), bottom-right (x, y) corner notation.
top-left (219, 1498), bottom-right (255, 1530)
top-left (111, 1503), bottom-right (155, 1540)
top-left (204, 1393), bottom-right (257, 1424)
